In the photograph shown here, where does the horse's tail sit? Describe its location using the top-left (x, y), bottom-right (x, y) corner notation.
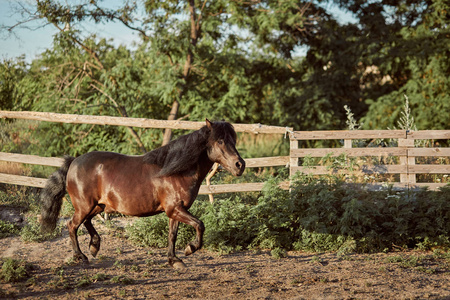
top-left (40, 155), bottom-right (76, 233)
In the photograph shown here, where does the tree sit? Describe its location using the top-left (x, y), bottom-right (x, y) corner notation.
top-left (331, 0), bottom-right (450, 129)
top-left (0, 57), bottom-right (27, 111)
top-left (3, 0), bottom-right (447, 159)
top-left (2, 0), bottom-right (320, 152)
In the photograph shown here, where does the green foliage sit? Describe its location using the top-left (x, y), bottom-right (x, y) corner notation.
top-left (20, 215), bottom-right (64, 243)
top-left (125, 214), bottom-right (169, 249)
top-left (2, 0), bottom-right (449, 142)
top-left (0, 57), bottom-right (28, 110)
top-left (203, 196), bottom-right (256, 252)
top-left (0, 220), bottom-right (20, 238)
top-left (0, 258), bottom-right (32, 283)
top-left (0, 186), bottom-right (38, 210)
top-left (290, 178), bottom-right (450, 252)
top-left (270, 247), bottom-right (288, 259)
top-left (353, 0), bottom-right (450, 130)
top-left (0, 185), bottom-right (64, 241)
top-left (125, 175), bottom-right (450, 253)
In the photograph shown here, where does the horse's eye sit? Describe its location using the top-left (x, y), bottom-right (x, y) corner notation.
top-left (218, 140), bottom-right (224, 145)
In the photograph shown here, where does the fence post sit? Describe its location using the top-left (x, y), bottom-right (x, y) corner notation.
top-left (290, 138), bottom-right (299, 179)
top-left (406, 131), bottom-right (416, 185)
top-left (343, 139), bottom-right (352, 149)
top-left (399, 134), bottom-right (415, 188)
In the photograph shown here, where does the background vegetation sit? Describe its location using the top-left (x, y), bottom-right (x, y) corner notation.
top-left (1, 0), bottom-right (449, 156)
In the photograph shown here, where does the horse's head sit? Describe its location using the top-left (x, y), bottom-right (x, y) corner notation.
top-left (206, 119), bottom-right (245, 176)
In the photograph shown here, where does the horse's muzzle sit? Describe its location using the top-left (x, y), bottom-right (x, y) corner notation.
top-left (234, 158), bottom-right (245, 176)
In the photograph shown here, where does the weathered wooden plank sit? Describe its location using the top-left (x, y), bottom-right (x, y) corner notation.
top-left (347, 182), bottom-right (409, 191)
top-left (245, 156), bottom-right (289, 168)
top-left (408, 165), bottom-right (450, 174)
top-left (399, 139), bottom-right (413, 184)
top-left (0, 110), bottom-right (289, 134)
top-left (290, 165), bottom-right (407, 175)
top-left (0, 173), bottom-right (46, 188)
top-left (291, 130), bottom-right (406, 140)
top-left (408, 148), bottom-right (450, 157)
top-left (290, 148), bottom-right (406, 158)
top-left (408, 130), bottom-right (450, 140)
top-left (409, 183), bottom-right (449, 191)
top-left (399, 139), bottom-right (416, 183)
top-left (0, 153), bottom-right (64, 167)
top-left (290, 139), bottom-right (299, 177)
top-left (199, 181), bottom-right (290, 194)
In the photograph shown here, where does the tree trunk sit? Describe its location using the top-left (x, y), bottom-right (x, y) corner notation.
top-left (162, 100), bottom-right (180, 145)
top-left (162, 0), bottom-right (199, 146)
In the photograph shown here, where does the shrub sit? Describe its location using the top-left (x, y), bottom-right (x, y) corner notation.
top-left (0, 220), bottom-right (20, 238)
top-left (202, 196), bottom-right (256, 252)
top-left (125, 214), bottom-right (169, 248)
top-left (125, 212), bottom-right (197, 250)
top-left (0, 258), bottom-right (33, 283)
top-left (20, 215), bottom-right (63, 243)
top-left (125, 175), bottom-right (450, 253)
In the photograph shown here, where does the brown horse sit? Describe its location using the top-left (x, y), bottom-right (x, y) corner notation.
top-left (40, 119), bottom-right (245, 268)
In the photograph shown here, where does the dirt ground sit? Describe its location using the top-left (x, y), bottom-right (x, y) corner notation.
top-left (1, 218), bottom-right (449, 300)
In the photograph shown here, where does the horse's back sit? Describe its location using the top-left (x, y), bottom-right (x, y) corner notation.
top-left (66, 151), bottom-right (164, 215)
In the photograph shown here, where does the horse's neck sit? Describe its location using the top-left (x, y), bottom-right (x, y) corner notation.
top-left (196, 152), bottom-right (215, 183)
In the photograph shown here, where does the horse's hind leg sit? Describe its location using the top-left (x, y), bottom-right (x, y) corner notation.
top-left (167, 218), bottom-right (186, 269)
top-left (67, 210), bottom-right (90, 263)
top-left (84, 205), bottom-right (104, 258)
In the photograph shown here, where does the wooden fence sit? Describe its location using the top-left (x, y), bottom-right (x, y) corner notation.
top-left (0, 111), bottom-right (290, 194)
top-left (1, 111), bottom-right (449, 192)
top-left (289, 130), bottom-right (450, 190)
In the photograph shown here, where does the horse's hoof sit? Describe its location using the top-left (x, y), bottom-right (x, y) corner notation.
top-left (172, 261), bottom-right (187, 270)
top-left (90, 245), bottom-right (100, 257)
top-left (68, 255), bottom-right (89, 265)
top-left (185, 244), bottom-right (196, 256)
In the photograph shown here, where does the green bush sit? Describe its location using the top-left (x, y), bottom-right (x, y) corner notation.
top-left (125, 214), bottom-right (170, 248)
top-left (0, 258), bottom-right (33, 283)
top-left (289, 177), bottom-right (450, 252)
top-left (0, 220), bottom-right (20, 238)
top-left (202, 196), bottom-right (257, 252)
top-left (125, 175), bottom-right (450, 253)
top-left (20, 215), bottom-right (63, 243)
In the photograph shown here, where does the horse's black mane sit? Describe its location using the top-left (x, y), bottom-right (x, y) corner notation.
top-left (143, 121), bottom-right (236, 176)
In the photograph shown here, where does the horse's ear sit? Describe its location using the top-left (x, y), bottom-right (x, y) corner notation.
top-left (206, 118), bottom-right (213, 130)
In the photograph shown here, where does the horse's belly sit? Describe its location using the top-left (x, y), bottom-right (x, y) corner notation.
top-left (99, 192), bottom-right (163, 217)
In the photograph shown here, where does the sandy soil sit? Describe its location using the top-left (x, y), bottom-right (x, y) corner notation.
top-left (1, 218), bottom-right (449, 300)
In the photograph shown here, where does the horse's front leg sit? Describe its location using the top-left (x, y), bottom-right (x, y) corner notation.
top-left (167, 206), bottom-right (205, 264)
top-left (167, 218), bottom-right (186, 269)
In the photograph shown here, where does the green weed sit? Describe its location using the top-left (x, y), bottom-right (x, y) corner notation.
top-left (91, 273), bottom-right (109, 282)
top-left (20, 215), bottom-right (63, 243)
top-left (0, 258), bottom-right (33, 283)
top-left (76, 275), bottom-right (92, 288)
top-left (110, 275), bottom-right (134, 285)
top-left (0, 220), bottom-right (20, 238)
top-left (270, 247), bottom-right (287, 259)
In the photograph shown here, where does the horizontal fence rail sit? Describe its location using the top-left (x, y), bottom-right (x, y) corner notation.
top-left (0, 110), bottom-right (289, 135)
top-left (289, 130), bottom-right (450, 190)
